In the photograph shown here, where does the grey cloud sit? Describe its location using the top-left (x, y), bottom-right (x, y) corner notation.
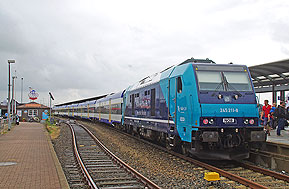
top-left (1, 0), bottom-right (289, 104)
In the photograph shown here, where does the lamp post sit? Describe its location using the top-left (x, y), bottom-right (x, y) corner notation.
top-left (12, 74), bottom-right (17, 123)
top-left (7, 60), bottom-right (15, 131)
top-left (21, 77), bottom-right (23, 103)
top-left (49, 92), bottom-right (54, 124)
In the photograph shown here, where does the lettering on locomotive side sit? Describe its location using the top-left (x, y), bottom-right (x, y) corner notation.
top-left (220, 108), bottom-right (238, 113)
top-left (177, 106), bottom-right (187, 113)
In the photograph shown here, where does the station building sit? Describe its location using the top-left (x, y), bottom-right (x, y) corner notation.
top-left (0, 104), bottom-right (7, 117)
top-left (16, 102), bottom-right (49, 122)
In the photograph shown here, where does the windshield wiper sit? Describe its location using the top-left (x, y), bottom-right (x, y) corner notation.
top-left (211, 81), bottom-right (225, 97)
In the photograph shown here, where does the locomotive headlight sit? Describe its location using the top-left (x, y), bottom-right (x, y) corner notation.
top-left (234, 94), bottom-right (239, 100)
top-left (244, 119), bottom-right (249, 124)
top-left (221, 128), bottom-right (224, 133)
top-left (209, 119), bottom-right (214, 124)
top-left (249, 119), bottom-right (255, 125)
top-left (218, 94), bottom-right (223, 99)
top-left (235, 128), bottom-right (238, 132)
top-left (203, 119), bottom-right (209, 125)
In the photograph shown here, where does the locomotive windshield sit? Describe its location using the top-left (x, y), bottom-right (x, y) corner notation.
top-left (223, 71), bottom-right (252, 91)
top-left (196, 71), bottom-right (224, 91)
top-left (195, 65), bottom-right (253, 92)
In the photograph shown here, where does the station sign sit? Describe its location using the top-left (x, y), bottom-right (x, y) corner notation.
top-left (28, 88), bottom-right (39, 100)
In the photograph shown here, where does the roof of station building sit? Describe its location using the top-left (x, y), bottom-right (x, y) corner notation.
top-left (17, 102), bottom-right (49, 109)
top-left (248, 59), bottom-right (289, 93)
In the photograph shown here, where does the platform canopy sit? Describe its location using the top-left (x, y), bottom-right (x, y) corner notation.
top-left (54, 94), bottom-right (106, 107)
top-left (249, 59), bottom-right (289, 93)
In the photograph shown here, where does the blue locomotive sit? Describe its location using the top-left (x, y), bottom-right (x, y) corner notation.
top-left (54, 58), bottom-right (265, 160)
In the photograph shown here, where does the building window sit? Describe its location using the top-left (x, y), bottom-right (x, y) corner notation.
top-left (28, 109), bottom-right (38, 116)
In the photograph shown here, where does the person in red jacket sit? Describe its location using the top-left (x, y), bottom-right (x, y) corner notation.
top-left (260, 100), bottom-right (271, 135)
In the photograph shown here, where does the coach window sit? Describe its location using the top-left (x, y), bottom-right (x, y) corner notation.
top-left (151, 88), bottom-right (156, 116)
top-left (132, 94), bottom-right (135, 115)
top-left (177, 77), bottom-right (182, 93)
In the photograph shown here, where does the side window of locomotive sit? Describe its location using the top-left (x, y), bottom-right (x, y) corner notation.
top-left (177, 77), bottom-right (182, 93)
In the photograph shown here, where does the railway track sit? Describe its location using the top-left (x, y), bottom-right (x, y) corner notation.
top-left (209, 161), bottom-right (289, 189)
top-left (249, 141), bottom-right (289, 173)
top-left (67, 122), bottom-right (160, 189)
top-left (76, 120), bottom-right (289, 189)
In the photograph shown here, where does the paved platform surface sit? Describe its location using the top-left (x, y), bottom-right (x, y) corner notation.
top-left (0, 122), bottom-right (68, 189)
top-left (267, 127), bottom-right (289, 145)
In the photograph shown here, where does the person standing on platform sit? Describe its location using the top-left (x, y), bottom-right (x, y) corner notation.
top-left (260, 100), bottom-right (271, 135)
top-left (269, 102), bottom-right (277, 130)
top-left (275, 101), bottom-right (286, 136)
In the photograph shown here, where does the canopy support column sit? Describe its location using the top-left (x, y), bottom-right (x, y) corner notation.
top-left (272, 85), bottom-right (277, 103)
top-left (280, 90), bottom-right (285, 101)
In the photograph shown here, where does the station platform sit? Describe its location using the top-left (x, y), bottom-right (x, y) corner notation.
top-left (0, 122), bottom-right (69, 189)
top-left (267, 127), bottom-right (289, 145)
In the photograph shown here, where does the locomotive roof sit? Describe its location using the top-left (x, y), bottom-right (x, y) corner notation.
top-left (128, 58), bottom-right (216, 91)
top-left (179, 58), bottom-right (215, 65)
top-left (128, 72), bottom-right (162, 91)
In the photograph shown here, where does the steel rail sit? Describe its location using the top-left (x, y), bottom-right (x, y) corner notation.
top-left (155, 146), bottom-right (268, 189)
top-left (238, 161), bottom-right (289, 183)
top-left (85, 121), bottom-right (269, 189)
top-left (64, 118), bottom-right (283, 189)
top-left (79, 124), bottom-right (161, 189)
top-left (68, 123), bottom-right (98, 189)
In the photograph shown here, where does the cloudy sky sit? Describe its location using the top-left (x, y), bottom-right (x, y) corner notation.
top-left (0, 0), bottom-right (289, 106)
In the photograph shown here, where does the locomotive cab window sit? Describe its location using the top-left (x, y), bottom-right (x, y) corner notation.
top-left (223, 71), bottom-right (252, 91)
top-left (177, 77), bottom-right (182, 93)
top-left (196, 71), bottom-right (224, 91)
